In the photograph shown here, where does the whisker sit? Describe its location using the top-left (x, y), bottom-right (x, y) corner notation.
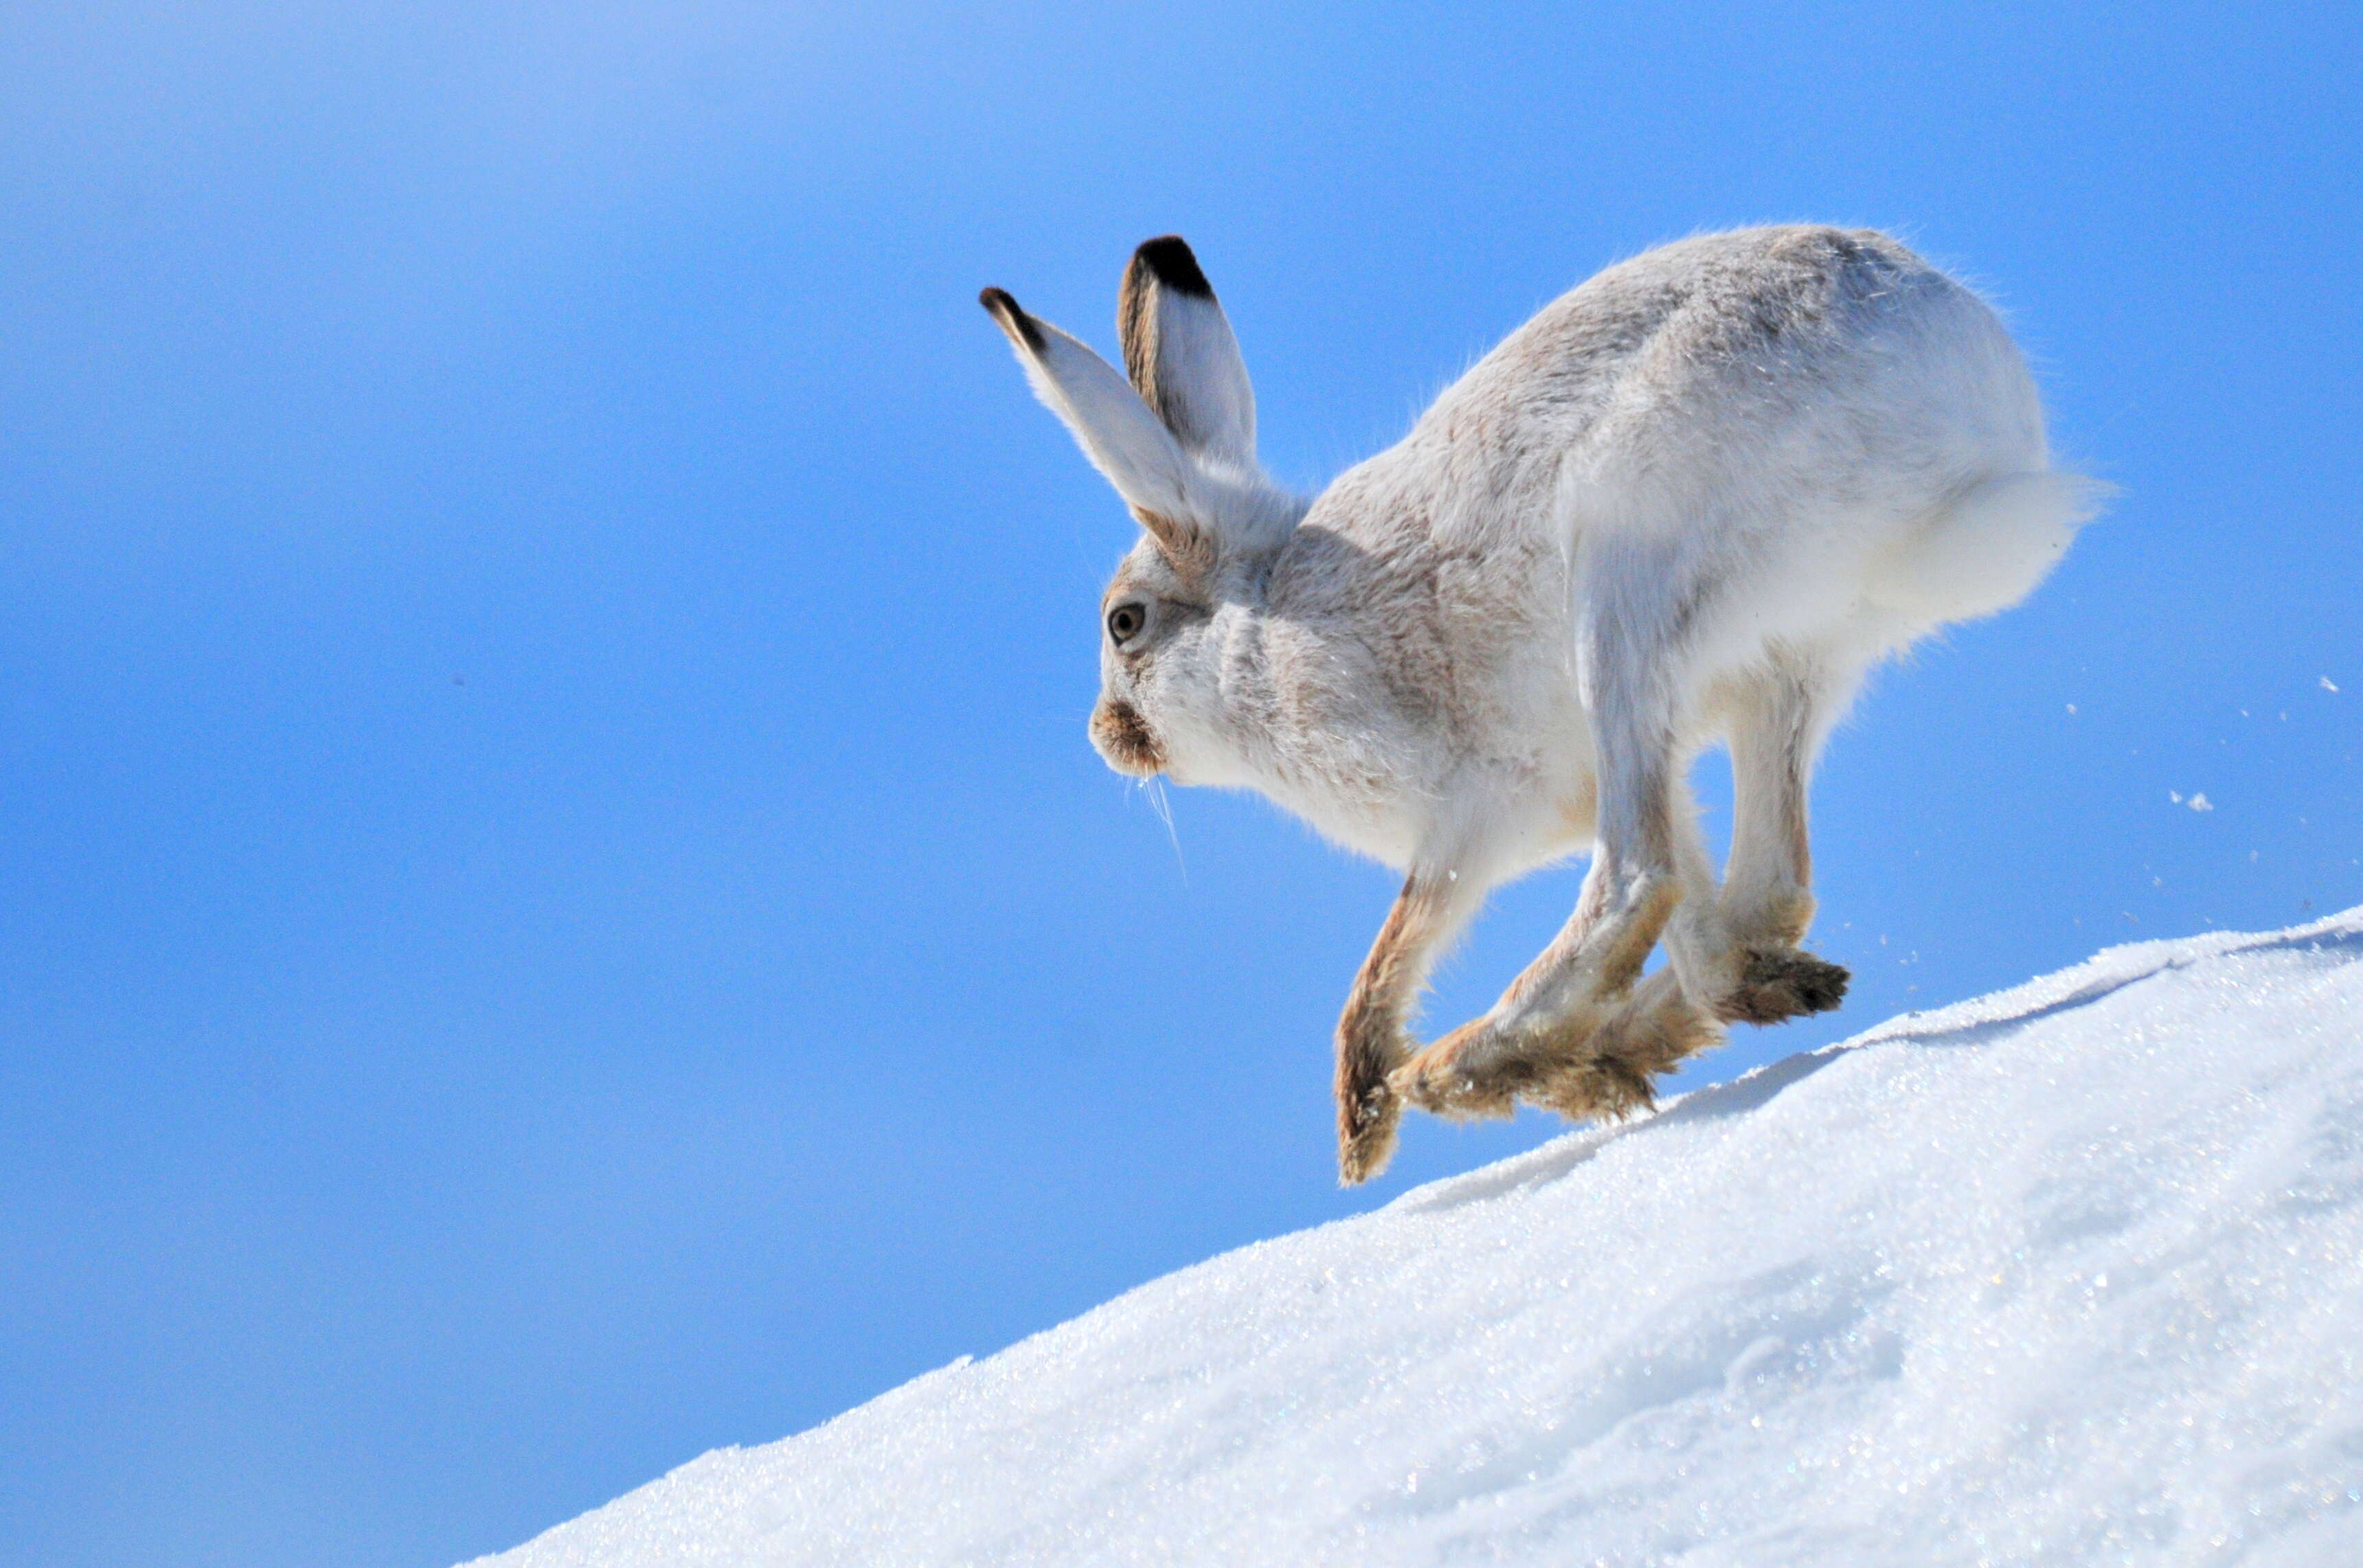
top-left (1144, 776), bottom-right (1188, 885)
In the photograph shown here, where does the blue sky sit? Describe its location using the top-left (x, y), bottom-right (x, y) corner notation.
top-left (1, 3), bottom-right (2357, 1564)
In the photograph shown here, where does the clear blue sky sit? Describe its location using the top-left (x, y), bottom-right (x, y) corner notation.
top-left (1, 4), bottom-right (2356, 1565)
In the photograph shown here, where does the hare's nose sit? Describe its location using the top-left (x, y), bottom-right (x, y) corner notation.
top-left (1089, 697), bottom-right (1166, 777)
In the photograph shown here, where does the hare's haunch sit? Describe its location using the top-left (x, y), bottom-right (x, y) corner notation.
top-left (983, 227), bottom-right (2098, 1185)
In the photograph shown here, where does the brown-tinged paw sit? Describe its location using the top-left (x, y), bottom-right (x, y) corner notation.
top-left (1530, 1053), bottom-right (1660, 1124)
top-left (1386, 1021), bottom-right (1524, 1120)
top-left (1337, 1087), bottom-right (1401, 1186)
top-left (1333, 1008), bottom-right (1408, 1185)
top-left (1719, 944), bottom-right (1850, 1025)
top-left (1525, 976), bottom-right (1722, 1123)
top-left (1335, 1052), bottom-right (1403, 1186)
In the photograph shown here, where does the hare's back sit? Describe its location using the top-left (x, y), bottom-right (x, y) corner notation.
top-left (1443, 225), bottom-right (2035, 476)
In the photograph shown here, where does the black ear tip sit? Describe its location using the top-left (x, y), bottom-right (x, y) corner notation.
top-left (978, 286), bottom-right (1045, 352)
top-left (1133, 236), bottom-right (1214, 299)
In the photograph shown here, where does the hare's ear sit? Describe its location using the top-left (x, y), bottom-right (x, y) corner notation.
top-left (980, 286), bottom-right (1206, 556)
top-left (1118, 237), bottom-right (1256, 470)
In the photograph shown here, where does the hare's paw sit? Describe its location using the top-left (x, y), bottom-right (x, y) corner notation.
top-left (1528, 1053), bottom-right (1660, 1124)
top-left (1386, 1021), bottom-right (1528, 1121)
top-left (1334, 1006), bottom-right (1412, 1185)
top-left (1717, 944), bottom-right (1849, 1025)
top-left (1336, 1083), bottom-right (1403, 1186)
top-left (1601, 976), bottom-right (1724, 1076)
top-left (1528, 977), bottom-right (1721, 1123)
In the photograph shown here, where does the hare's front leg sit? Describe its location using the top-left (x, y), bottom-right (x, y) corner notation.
top-left (1333, 868), bottom-right (1482, 1185)
top-left (1717, 664), bottom-right (1849, 1024)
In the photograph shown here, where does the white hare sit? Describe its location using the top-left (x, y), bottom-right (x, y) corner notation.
top-left (982, 227), bottom-right (2095, 1184)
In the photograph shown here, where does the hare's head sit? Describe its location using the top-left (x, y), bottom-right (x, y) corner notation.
top-left (983, 238), bottom-right (1303, 783)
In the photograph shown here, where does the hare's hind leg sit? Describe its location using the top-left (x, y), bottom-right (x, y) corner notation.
top-left (1514, 782), bottom-right (1731, 1126)
top-left (1717, 658), bottom-right (1849, 1024)
top-left (1390, 598), bottom-right (1723, 1121)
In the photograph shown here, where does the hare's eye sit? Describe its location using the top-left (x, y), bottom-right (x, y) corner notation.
top-left (1107, 603), bottom-right (1146, 645)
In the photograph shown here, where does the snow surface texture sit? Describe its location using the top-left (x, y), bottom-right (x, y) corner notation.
top-left (475, 911), bottom-right (2363, 1567)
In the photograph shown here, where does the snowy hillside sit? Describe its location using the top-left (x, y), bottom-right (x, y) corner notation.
top-left (473, 911), bottom-right (2363, 1567)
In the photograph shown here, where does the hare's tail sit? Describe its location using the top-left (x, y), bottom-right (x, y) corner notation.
top-left (1879, 470), bottom-right (2109, 627)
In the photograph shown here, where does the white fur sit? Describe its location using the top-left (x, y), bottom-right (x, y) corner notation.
top-left (985, 227), bottom-right (2100, 1180)
top-left (1135, 288), bottom-right (1257, 468)
top-left (1010, 313), bottom-right (1199, 523)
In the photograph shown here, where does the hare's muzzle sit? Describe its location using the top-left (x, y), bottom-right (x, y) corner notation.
top-left (1089, 697), bottom-right (1166, 777)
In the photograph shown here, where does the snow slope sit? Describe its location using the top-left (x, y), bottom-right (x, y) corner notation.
top-left (474, 911), bottom-right (2363, 1567)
